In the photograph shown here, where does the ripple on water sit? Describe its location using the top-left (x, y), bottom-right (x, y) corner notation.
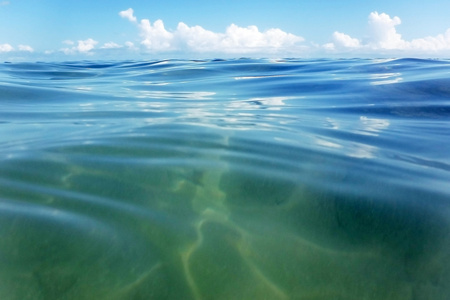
top-left (0, 59), bottom-right (449, 299)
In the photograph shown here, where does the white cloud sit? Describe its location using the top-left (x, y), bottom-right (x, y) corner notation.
top-left (63, 40), bottom-right (75, 45)
top-left (0, 1), bottom-right (10, 6)
top-left (18, 45), bottom-right (34, 52)
top-left (0, 43), bottom-right (13, 52)
top-left (220, 24), bottom-right (303, 53)
top-left (332, 31), bottom-right (360, 48)
top-left (7, 9), bottom-right (450, 59)
top-left (409, 28), bottom-right (450, 51)
top-left (325, 11), bottom-right (450, 54)
top-left (139, 19), bottom-right (174, 51)
top-left (101, 42), bottom-right (122, 49)
top-left (77, 38), bottom-right (97, 52)
top-left (125, 41), bottom-right (137, 49)
top-left (61, 38), bottom-right (98, 55)
top-left (175, 22), bottom-right (220, 52)
top-left (119, 8), bottom-right (137, 23)
top-left (120, 8), bottom-right (304, 54)
top-left (367, 12), bottom-right (406, 49)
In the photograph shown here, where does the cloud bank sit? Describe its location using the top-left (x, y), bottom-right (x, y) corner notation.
top-left (2, 9), bottom-right (450, 59)
top-left (119, 8), bottom-right (304, 54)
top-left (326, 12), bottom-right (450, 54)
top-left (0, 43), bottom-right (34, 53)
top-left (61, 38), bottom-right (98, 55)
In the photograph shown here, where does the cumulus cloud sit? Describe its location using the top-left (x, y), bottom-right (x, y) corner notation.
top-left (0, 43), bottom-right (14, 52)
top-left (61, 38), bottom-right (98, 54)
top-left (119, 8), bottom-right (304, 54)
top-left (409, 28), bottom-right (450, 51)
top-left (175, 22), bottom-right (220, 52)
top-left (0, 43), bottom-right (34, 55)
top-left (119, 8), bottom-right (137, 23)
top-left (77, 38), bottom-right (97, 52)
top-left (332, 31), bottom-right (360, 48)
top-left (220, 24), bottom-right (302, 53)
top-left (367, 12), bottom-right (406, 49)
top-left (139, 19), bottom-right (174, 51)
top-left (18, 45), bottom-right (34, 52)
top-left (325, 11), bottom-right (450, 54)
top-left (101, 42), bottom-right (122, 49)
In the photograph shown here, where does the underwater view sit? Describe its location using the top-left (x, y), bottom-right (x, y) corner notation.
top-left (0, 58), bottom-right (449, 299)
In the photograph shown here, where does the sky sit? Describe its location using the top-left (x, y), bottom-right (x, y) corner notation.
top-left (1, 0), bottom-right (450, 60)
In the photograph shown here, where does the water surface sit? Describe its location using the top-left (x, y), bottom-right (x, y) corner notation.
top-left (1, 58), bottom-right (449, 299)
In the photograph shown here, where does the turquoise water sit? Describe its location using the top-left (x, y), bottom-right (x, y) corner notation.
top-left (0, 58), bottom-right (449, 299)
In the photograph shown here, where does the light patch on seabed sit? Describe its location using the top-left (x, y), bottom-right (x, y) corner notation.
top-left (159, 135), bottom-right (450, 299)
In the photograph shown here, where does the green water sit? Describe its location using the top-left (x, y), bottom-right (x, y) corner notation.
top-left (1, 126), bottom-right (448, 300)
top-left (1, 59), bottom-right (450, 299)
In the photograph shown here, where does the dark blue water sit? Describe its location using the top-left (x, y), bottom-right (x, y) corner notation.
top-left (1, 58), bottom-right (449, 299)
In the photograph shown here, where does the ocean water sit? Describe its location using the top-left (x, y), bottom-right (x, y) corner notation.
top-left (0, 58), bottom-right (449, 299)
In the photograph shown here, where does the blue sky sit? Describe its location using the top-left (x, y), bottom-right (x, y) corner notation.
top-left (1, 0), bottom-right (450, 60)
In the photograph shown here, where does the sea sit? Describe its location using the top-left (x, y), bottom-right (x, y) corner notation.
top-left (0, 58), bottom-right (449, 300)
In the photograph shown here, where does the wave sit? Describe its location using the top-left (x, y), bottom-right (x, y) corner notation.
top-left (0, 58), bottom-right (449, 299)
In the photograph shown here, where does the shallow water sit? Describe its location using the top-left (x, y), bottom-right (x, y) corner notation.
top-left (0, 58), bottom-right (449, 299)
